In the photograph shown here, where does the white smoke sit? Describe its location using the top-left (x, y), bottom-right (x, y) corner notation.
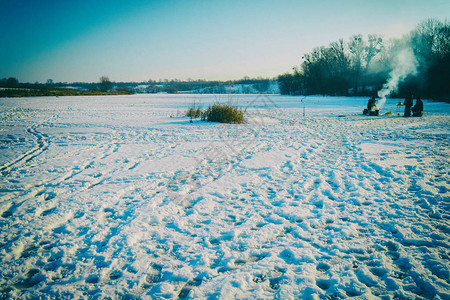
top-left (377, 47), bottom-right (418, 109)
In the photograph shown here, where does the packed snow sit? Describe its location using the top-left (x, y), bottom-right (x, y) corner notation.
top-left (0, 94), bottom-right (449, 299)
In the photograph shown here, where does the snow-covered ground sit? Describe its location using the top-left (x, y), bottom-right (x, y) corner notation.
top-left (0, 94), bottom-right (449, 299)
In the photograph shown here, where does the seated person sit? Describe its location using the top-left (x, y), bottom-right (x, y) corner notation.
top-left (412, 98), bottom-right (424, 116)
top-left (368, 96), bottom-right (377, 111)
top-left (364, 97), bottom-right (377, 115)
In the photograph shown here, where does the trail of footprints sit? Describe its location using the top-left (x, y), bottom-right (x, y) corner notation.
top-left (1, 112), bottom-right (449, 298)
top-left (135, 120), bottom-right (349, 297)
top-left (117, 120), bottom-right (361, 297)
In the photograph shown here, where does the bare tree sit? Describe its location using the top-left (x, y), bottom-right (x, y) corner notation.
top-left (348, 34), bottom-right (366, 93)
top-left (366, 34), bottom-right (383, 67)
top-left (99, 76), bottom-right (113, 92)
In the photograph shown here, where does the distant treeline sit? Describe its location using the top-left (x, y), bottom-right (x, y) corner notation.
top-left (154, 77), bottom-right (273, 93)
top-left (111, 77), bottom-right (274, 94)
top-left (0, 77), bottom-right (133, 98)
top-left (0, 76), bottom-right (275, 97)
top-left (278, 18), bottom-right (450, 101)
top-left (0, 87), bottom-right (134, 98)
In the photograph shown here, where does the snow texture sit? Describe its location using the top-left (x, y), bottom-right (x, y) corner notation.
top-left (0, 94), bottom-right (449, 299)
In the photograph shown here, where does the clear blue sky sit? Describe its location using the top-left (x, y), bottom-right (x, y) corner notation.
top-left (1, 0), bottom-right (449, 83)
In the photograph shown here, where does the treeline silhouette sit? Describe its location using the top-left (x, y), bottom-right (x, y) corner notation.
top-left (0, 76), bottom-right (275, 97)
top-left (278, 18), bottom-right (450, 101)
top-left (156, 77), bottom-right (273, 93)
top-left (0, 77), bottom-right (133, 97)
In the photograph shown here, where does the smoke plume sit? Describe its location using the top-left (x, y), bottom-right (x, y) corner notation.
top-left (377, 47), bottom-right (418, 109)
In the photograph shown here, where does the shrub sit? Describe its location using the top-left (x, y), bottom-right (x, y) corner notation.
top-left (204, 104), bottom-right (245, 124)
top-left (186, 107), bottom-right (203, 119)
top-left (165, 87), bottom-right (179, 94)
top-left (186, 100), bottom-right (204, 121)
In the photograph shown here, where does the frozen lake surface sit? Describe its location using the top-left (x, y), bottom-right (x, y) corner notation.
top-left (0, 94), bottom-right (449, 298)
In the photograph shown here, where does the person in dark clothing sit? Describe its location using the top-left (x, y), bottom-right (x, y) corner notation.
top-left (363, 96), bottom-right (377, 115)
top-left (404, 91), bottom-right (413, 117)
top-left (367, 97), bottom-right (377, 111)
top-left (412, 98), bottom-right (424, 117)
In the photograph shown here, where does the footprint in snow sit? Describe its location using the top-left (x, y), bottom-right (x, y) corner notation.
top-left (143, 264), bottom-right (163, 287)
top-left (178, 277), bottom-right (203, 298)
top-left (109, 269), bottom-right (123, 280)
top-left (13, 269), bottom-right (45, 290)
top-left (252, 269), bottom-right (285, 291)
top-left (316, 278), bottom-right (334, 291)
top-left (234, 253), bottom-right (268, 268)
top-left (20, 244), bottom-right (39, 259)
top-left (73, 210), bottom-right (84, 218)
top-left (86, 274), bottom-right (100, 284)
top-left (44, 192), bottom-right (56, 201)
top-left (41, 206), bottom-right (57, 216)
top-left (1, 203), bottom-right (17, 218)
top-left (279, 248), bottom-right (299, 265)
top-left (316, 262), bottom-right (331, 272)
top-left (53, 225), bottom-right (70, 234)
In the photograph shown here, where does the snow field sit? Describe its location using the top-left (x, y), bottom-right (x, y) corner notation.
top-left (0, 95), bottom-right (449, 299)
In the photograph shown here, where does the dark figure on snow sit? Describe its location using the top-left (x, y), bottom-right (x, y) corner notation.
top-left (412, 98), bottom-right (424, 117)
top-left (363, 96), bottom-right (378, 115)
top-left (367, 97), bottom-right (377, 111)
top-left (404, 91), bottom-right (413, 117)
